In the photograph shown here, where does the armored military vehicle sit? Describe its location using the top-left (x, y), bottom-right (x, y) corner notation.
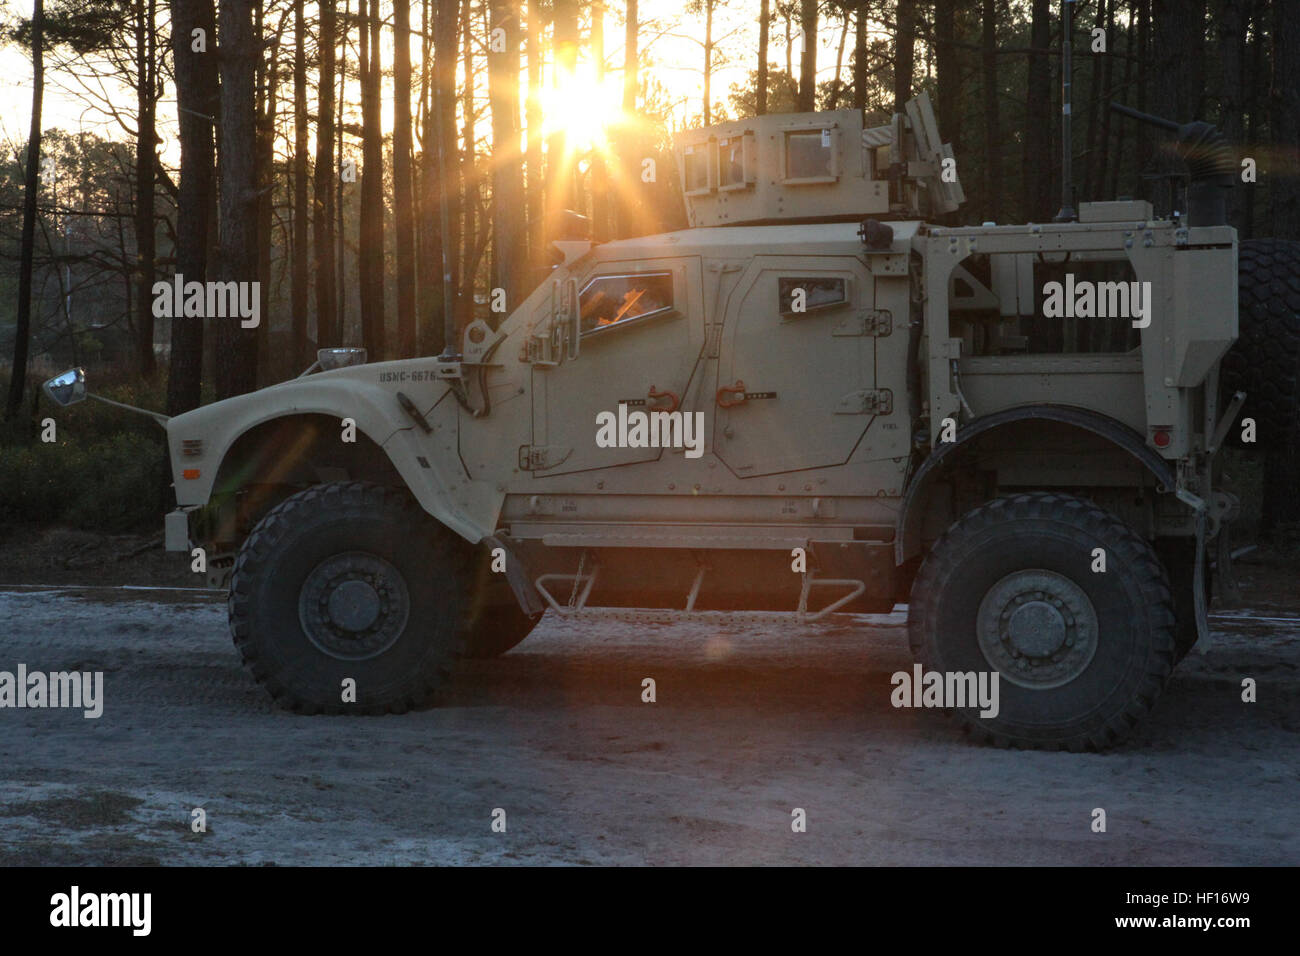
top-left (46, 90), bottom-right (1289, 751)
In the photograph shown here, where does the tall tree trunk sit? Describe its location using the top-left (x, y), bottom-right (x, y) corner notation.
top-left (314, 0), bottom-right (338, 347)
top-left (617, 0), bottom-right (639, 238)
top-left (1269, 0), bottom-right (1299, 239)
top-left (1218, 0), bottom-right (1247, 232)
top-left (1083, 0), bottom-right (1107, 200)
top-left (166, 0), bottom-right (217, 415)
top-left (1098, 0), bottom-right (1116, 200)
top-left (1151, 0), bottom-right (1206, 121)
top-left (798, 0), bottom-right (817, 111)
top-left (758, 0), bottom-right (770, 115)
top-left (703, 0), bottom-right (714, 123)
top-left (359, 0), bottom-right (386, 357)
top-left (427, 0), bottom-right (462, 355)
top-left (981, 0), bottom-right (1000, 221)
top-left (590, 0), bottom-right (610, 237)
top-left (784, 9), bottom-right (792, 81)
top-left (135, 0), bottom-right (158, 377)
top-left (1135, 0), bottom-right (1151, 203)
top-left (490, 0), bottom-right (526, 314)
top-left (394, 0), bottom-right (417, 354)
top-left (551, 0), bottom-right (578, 212)
top-left (1109, 0), bottom-right (1134, 200)
top-left (827, 10), bottom-right (848, 110)
top-left (5, 0), bottom-right (43, 420)
top-left (1243, 0), bottom-right (1261, 238)
top-left (527, 0), bottom-right (544, 263)
top-left (1024, 0), bottom-right (1050, 219)
top-left (461, 0), bottom-right (477, 315)
top-left (292, 0), bottom-right (309, 367)
top-left (337, 0), bottom-right (348, 338)
top-left (214, 0), bottom-right (259, 399)
top-left (934, 0), bottom-right (958, 149)
top-left (622, 0), bottom-right (637, 112)
top-left (254, 4), bottom-right (276, 383)
top-left (1150, 0), bottom-right (1206, 214)
top-left (894, 0), bottom-right (913, 110)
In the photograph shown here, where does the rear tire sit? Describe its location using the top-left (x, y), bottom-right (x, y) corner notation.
top-left (228, 481), bottom-right (468, 714)
top-left (1221, 238), bottom-right (1300, 448)
top-left (908, 492), bottom-right (1176, 750)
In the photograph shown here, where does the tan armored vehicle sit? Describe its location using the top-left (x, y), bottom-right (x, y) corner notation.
top-left (46, 92), bottom-right (1280, 750)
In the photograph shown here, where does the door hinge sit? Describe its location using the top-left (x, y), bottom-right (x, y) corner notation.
top-left (705, 323), bottom-right (723, 357)
top-left (518, 445), bottom-right (573, 470)
top-left (832, 309), bottom-right (892, 337)
top-left (834, 388), bottom-right (893, 415)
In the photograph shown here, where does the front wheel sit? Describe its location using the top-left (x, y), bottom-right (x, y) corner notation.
top-left (228, 481), bottom-right (469, 714)
top-left (908, 492), bottom-right (1176, 750)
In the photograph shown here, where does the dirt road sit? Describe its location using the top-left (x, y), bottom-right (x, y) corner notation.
top-left (0, 573), bottom-right (1296, 866)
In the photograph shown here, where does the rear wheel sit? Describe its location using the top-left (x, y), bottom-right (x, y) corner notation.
top-left (1221, 238), bottom-right (1300, 448)
top-left (229, 481), bottom-right (468, 714)
top-left (908, 492), bottom-right (1176, 750)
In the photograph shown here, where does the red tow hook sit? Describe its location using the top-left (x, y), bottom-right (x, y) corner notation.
top-left (716, 380), bottom-right (748, 408)
top-left (647, 385), bottom-right (679, 413)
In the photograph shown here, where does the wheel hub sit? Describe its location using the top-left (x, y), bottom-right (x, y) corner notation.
top-left (298, 552), bottom-right (410, 661)
top-left (976, 570), bottom-right (1099, 689)
top-left (327, 579), bottom-right (382, 632)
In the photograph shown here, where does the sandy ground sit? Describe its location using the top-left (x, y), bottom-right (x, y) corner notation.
top-left (0, 547), bottom-right (1296, 866)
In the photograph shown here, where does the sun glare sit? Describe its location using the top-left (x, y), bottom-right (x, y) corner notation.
top-left (540, 62), bottom-right (625, 152)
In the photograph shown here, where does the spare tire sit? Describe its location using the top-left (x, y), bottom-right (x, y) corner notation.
top-left (1220, 239), bottom-right (1300, 448)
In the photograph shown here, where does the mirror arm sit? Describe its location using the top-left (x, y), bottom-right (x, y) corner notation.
top-left (87, 393), bottom-right (171, 428)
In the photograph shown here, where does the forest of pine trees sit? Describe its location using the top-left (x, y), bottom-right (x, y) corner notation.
top-left (0, 1), bottom-right (1296, 418)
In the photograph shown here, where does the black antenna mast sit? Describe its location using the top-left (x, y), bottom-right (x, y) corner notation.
top-left (1054, 0), bottom-right (1077, 222)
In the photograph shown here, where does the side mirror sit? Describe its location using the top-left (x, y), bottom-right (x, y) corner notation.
top-left (42, 368), bottom-right (87, 407)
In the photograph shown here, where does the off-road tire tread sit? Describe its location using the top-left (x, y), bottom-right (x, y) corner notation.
top-left (908, 492), bottom-right (1176, 751)
top-left (1221, 239), bottom-right (1300, 447)
top-left (228, 480), bottom-right (464, 715)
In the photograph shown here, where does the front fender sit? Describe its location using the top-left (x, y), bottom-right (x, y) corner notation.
top-left (167, 366), bottom-right (502, 543)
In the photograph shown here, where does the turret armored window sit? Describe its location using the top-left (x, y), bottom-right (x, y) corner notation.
top-left (782, 127), bottom-right (840, 184)
top-left (579, 272), bottom-right (676, 334)
top-left (718, 132), bottom-right (756, 190)
top-left (682, 141), bottom-right (716, 195)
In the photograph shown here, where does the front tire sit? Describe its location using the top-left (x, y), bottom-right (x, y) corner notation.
top-left (908, 492), bottom-right (1176, 750)
top-left (229, 481), bottom-right (469, 714)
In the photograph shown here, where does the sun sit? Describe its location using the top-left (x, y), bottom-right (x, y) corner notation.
top-left (540, 61), bottom-right (625, 153)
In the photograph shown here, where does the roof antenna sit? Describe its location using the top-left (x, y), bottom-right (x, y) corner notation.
top-left (1053, 0), bottom-right (1077, 222)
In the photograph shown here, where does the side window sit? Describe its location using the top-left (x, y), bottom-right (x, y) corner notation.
top-left (682, 145), bottom-right (713, 195)
top-left (778, 276), bottom-right (849, 315)
top-left (579, 272), bottom-right (675, 335)
top-left (783, 129), bottom-right (838, 183)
